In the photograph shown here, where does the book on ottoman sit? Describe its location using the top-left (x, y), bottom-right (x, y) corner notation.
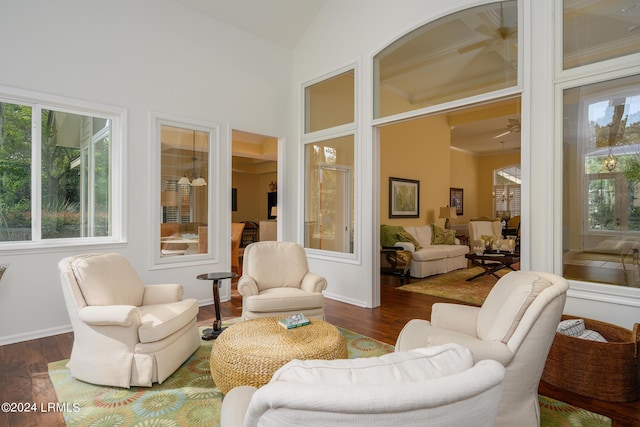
top-left (279, 313), bottom-right (310, 329)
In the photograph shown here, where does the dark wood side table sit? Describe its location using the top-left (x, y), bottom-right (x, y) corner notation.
top-left (197, 272), bottom-right (237, 340)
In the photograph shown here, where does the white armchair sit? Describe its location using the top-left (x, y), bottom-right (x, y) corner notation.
top-left (468, 218), bottom-right (503, 249)
top-left (396, 271), bottom-right (569, 427)
top-left (221, 343), bottom-right (506, 427)
top-left (238, 241), bottom-right (326, 319)
top-left (58, 253), bottom-right (200, 388)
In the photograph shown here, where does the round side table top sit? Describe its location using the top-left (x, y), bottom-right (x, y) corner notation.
top-left (210, 317), bottom-right (347, 394)
top-left (197, 272), bottom-right (237, 281)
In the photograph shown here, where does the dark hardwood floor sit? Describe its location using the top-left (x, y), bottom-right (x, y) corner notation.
top-left (1, 273), bottom-right (638, 426)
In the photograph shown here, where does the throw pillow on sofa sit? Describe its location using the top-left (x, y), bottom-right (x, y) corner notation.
top-left (380, 224), bottom-right (423, 250)
top-left (431, 224), bottom-right (456, 245)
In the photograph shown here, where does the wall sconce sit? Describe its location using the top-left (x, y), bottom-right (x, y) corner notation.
top-left (270, 206), bottom-right (278, 219)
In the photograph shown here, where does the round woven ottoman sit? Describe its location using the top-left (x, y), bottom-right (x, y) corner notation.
top-left (210, 317), bottom-right (348, 394)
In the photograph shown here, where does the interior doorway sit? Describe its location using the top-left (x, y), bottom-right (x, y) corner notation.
top-left (378, 97), bottom-right (522, 293)
top-left (231, 130), bottom-right (279, 248)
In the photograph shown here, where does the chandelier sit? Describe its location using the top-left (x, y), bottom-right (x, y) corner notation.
top-left (604, 146), bottom-right (617, 172)
top-left (493, 189), bottom-right (514, 204)
top-left (178, 130), bottom-right (207, 186)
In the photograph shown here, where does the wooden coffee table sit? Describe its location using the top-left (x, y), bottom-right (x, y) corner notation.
top-left (209, 317), bottom-right (348, 394)
top-left (465, 252), bottom-right (520, 281)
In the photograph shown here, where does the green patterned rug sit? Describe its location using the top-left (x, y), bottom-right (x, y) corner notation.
top-left (48, 323), bottom-right (610, 426)
top-left (397, 266), bottom-right (510, 306)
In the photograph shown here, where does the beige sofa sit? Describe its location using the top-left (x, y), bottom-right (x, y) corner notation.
top-left (392, 225), bottom-right (469, 278)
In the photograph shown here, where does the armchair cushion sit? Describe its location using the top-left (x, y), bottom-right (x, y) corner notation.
top-left (71, 253), bottom-right (145, 306)
top-left (242, 287), bottom-right (324, 314)
top-left (242, 242), bottom-right (310, 289)
top-left (138, 299), bottom-right (199, 343)
top-left (477, 272), bottom-right (552, 343)
top-left (271, 343), bottom-right (474, 386)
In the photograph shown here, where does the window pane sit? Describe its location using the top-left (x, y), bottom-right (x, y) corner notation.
top-left (305, 70), bottom-right (355, 133)
top-left (0, 102), bottom-right (32, 241)
top-left (160, 125), bottom-right (209, 257)
top-left (374, 1), bottom-right (518, 119)
top-left (563, 0), bottom-right (640, 70)
top-left (562, 74), bottom-right (640, 287)
top-left (41, 110), bottom-right (110, 239)
top-left (304, 136), bottom-right (354, 253)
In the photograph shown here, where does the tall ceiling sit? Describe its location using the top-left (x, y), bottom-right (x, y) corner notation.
top-left (175, 0), bottom-right (326, 49)
top-left (173, 1), bottom-right (639, 157)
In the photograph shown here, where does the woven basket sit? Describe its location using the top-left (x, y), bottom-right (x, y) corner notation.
top-left (542, 314), bottom-right (640, 402)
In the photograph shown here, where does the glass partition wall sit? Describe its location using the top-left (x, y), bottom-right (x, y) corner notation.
top-left (560, 0), bottom-right (640, 288)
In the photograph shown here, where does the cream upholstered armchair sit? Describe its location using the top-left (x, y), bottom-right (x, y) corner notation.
top-left (58, 253), bottom-right (200, 388)
top-left (395, 271), bottom-right (569, 427)
top-left (238, 241), bottom-right (326, 319)
top-left (468, 217), bottom-right (503, 249)
top-left (220, 343), bottom-right (506, 427)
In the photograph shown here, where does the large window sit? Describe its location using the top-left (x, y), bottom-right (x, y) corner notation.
top-left (304, 136), bottom-right (354, 253)
top-left (0, 93), bottom-right (124, 246)
top-left (562, 72), bottom-right (640, 287)
top-left (303, 68), bottom-right (356, 255)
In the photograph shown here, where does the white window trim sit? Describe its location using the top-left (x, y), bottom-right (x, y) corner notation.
top-left (300, 63), bottom-right (360, 262)
top-left (0, 85), bottom-right (127, 253)
top-left (149, 112), bottom-right (220, 268)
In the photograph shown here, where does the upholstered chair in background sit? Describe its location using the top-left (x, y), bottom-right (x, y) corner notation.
top-left (238, 241), bottom-right (326, 319)
top-left (58, 253), bottom-right (200, 388)
top-left (220, 343), bottom-right (506, 427)
top-left (395, 271), bottom-right (569, 427)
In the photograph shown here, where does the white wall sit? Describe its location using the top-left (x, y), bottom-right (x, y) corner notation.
top-left (0, 0), bottom-right (292, 344)
top-left (290, 0), bottom-right (640, 328)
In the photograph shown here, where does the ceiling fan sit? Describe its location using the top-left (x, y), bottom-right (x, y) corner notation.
top-left (493, 118), bottom-right (521, 139)
top-left (458, 2), bottom-right (517, 55)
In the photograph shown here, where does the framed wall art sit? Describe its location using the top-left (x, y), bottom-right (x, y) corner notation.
top-left (450, 187), bottom-right (463, 216)
top-left (389, 177), bottom-right (420, 218)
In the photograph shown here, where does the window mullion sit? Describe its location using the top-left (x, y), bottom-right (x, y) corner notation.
top-left (31, 106), bottom-right (42, 241)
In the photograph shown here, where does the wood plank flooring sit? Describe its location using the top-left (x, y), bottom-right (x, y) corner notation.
top-left (0, 273), bottom-right (638, 426)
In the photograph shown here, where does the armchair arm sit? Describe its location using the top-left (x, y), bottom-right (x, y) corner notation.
top-left (426, 333), bottom-right (515, 365)
top-left (78, 305), bottom-right (141, 327)
top-left (394, 242), bottom-right (415, 252)
top-left (142, 284), bottom-right (183, 305)
top-left (237, 275), bottom-right (259, 296)
top-left (221, 386), bottom-right (257, 427)
top-left (300, 272), bottom-right (327, 293)
top-left (431, 303), bottom-right (480, 337)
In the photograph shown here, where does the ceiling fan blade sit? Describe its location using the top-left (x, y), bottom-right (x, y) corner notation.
top-left (493, 130), bottom-right (511, 139)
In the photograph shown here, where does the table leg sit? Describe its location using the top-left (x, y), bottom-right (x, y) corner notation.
top-left (202, 279), bottom-right (227, 340)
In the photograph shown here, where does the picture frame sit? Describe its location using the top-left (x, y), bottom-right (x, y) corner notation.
top-left (389, 177), bottom-right (420, 218)
top-left (450, 188), bottom-right (464, 216)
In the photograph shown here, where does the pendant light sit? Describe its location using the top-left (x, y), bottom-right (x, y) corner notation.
top-left (178, 130), bottom-right (207, 186)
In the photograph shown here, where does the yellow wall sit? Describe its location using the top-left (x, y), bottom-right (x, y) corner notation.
top-left (380, 115), bottom-right (451, 226)
top-left (231, 172), bottom-right (277, 223)
top-left (449, 149), bottom-right (479, 226)
top-left (381, 120), bottom-right (520, 227)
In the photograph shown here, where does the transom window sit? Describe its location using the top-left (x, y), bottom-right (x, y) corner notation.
top-left (374, 0), bottom-right (518, 119)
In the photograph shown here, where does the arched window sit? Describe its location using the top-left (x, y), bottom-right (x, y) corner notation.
top-left (374, 1), bottom-right (518, 119)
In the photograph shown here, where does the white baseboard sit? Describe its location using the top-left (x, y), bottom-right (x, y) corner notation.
top-left (0, 325), bottom-right (73, 346)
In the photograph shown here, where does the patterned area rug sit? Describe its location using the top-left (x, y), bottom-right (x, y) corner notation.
top-left (48, 322), bottom-right (610, 426)
top-left (397, 266), bottom-right (511, 306)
